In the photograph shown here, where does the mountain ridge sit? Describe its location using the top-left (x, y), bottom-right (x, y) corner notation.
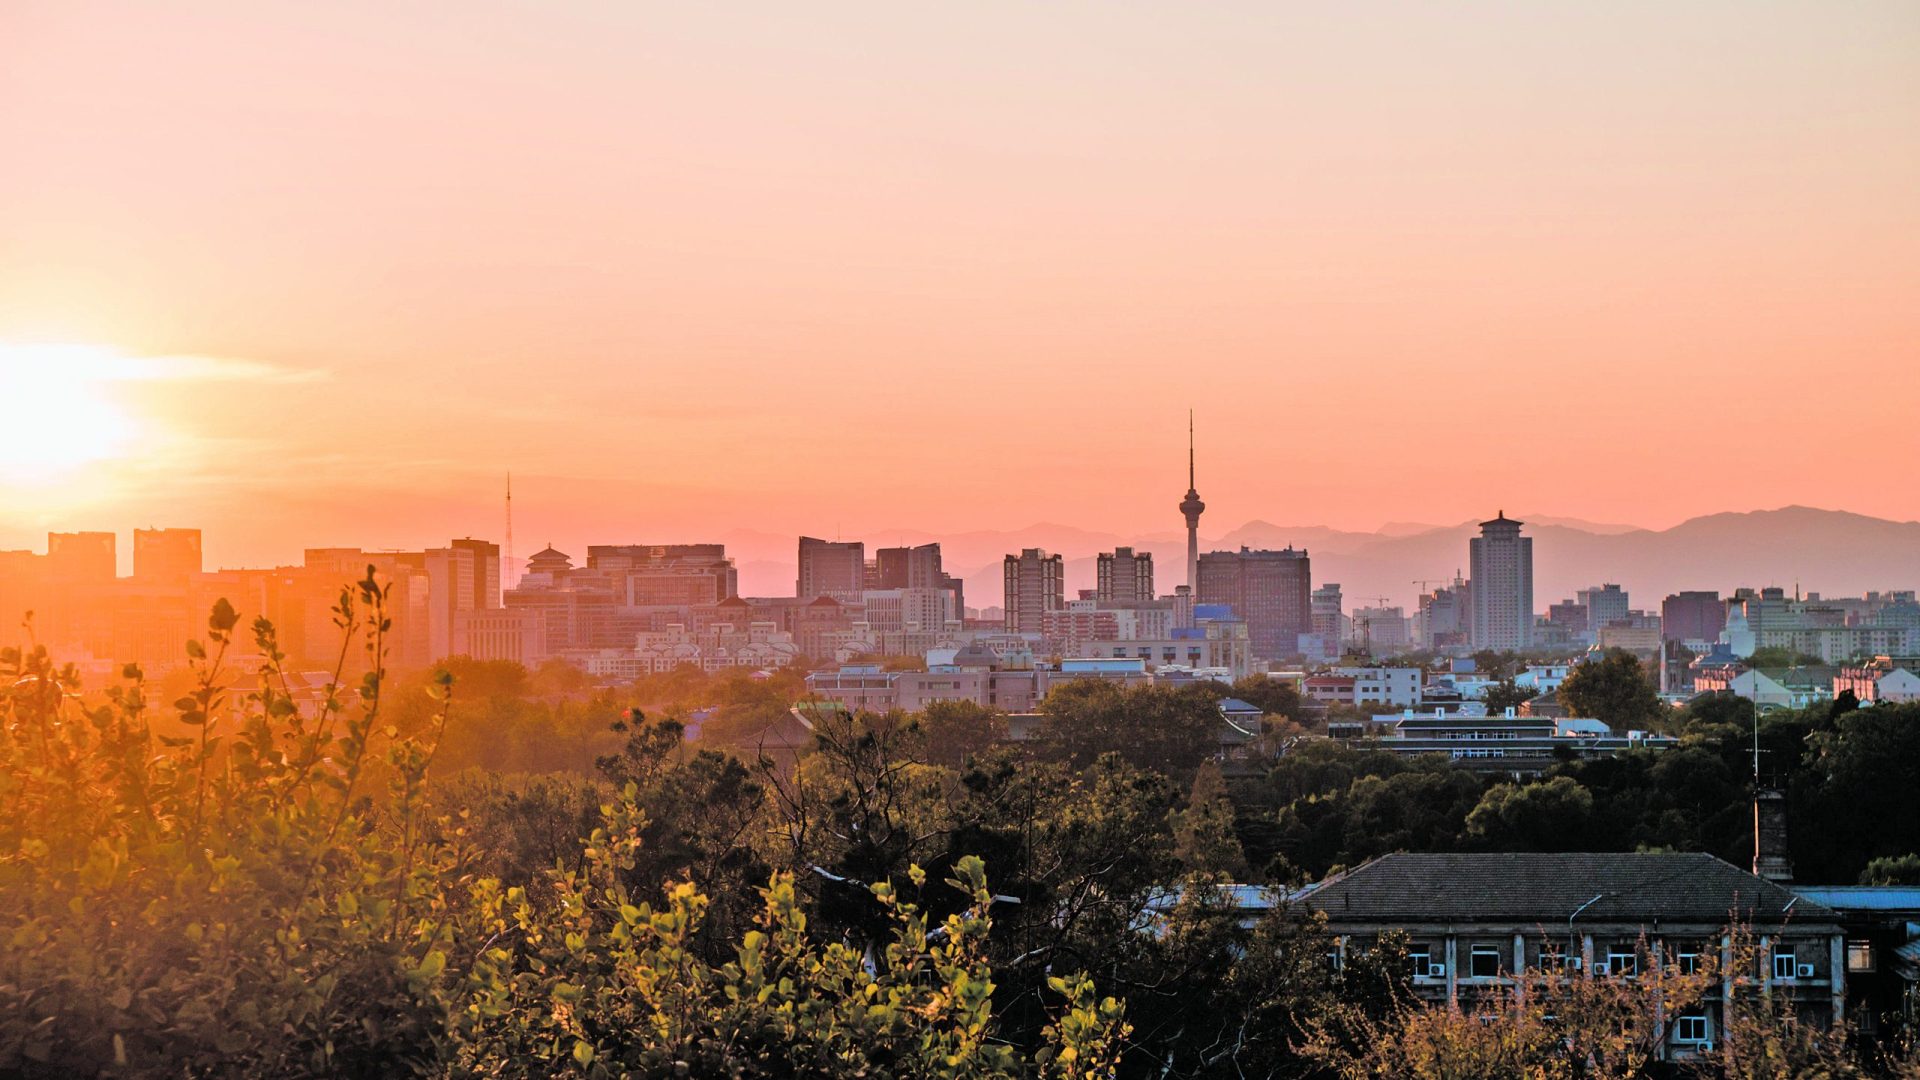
top-left (723, 506), bottom-right (1920, 614)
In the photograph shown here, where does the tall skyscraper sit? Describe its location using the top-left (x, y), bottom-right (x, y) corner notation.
top-left (1178, 413), bottom-right (1205, 595)
top-left (420, 545), bottom-right (478, 660)
top-left (872, 543), bottom-right (942, 590)
top-left (1469, 512), bottom-right (1533, 650)
top-left (132, 528), bottom-right (202, 585)
top-left (1003, 548), bottom-right (1064, 634)
top-left (1095, 547), bottom-right (1154, 605)
top-left (1197, 546), bottom-right (1311, 659)
top-left (451, 537), bottom-right (502, 609)
top-left (797, 537), bottom-right (865, 601)
top-left (874, 542), bottom-right (963, 625)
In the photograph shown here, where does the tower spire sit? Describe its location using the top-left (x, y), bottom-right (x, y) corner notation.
top-left (504, 470), bottom-right (514, 590)
top-left (1178, 410), bottom-right (1206, 603)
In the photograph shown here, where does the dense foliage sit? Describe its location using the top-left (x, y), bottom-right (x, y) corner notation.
top-left (2, 585), bottom-right (1915, 1076)
top-left (0, 578), bottom-right (1126, 1077)
top-left (1234, 690), bottom-right (1920, 885)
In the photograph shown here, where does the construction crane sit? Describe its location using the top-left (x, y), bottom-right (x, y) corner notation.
top-left (1352, 595), bottom-right (1395, 657)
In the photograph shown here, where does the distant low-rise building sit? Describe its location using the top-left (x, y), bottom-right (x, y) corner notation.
top-left (1833, 658), bottom-right (1920, 704)
top-left (1329, 707), bottom-right (1674, 775)
top-left (1692, 666), bottom-right (1836, 712)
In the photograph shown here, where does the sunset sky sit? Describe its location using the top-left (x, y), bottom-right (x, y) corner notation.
top-left (3, 1), bottom-right (1917, 572)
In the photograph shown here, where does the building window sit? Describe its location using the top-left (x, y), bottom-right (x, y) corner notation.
top-left (1674, 1014), bottom-right (1710, 1045)
top-left (1469, 944), bottom-right (1502, 979)
top-left (1538, 944), bottom-right (1572, 973)
top-left (1407, 947), bottom-right (1436, 979)
top-left (1773, 951), bottom-right (1799, 981)
top-left (1674, 946), bottom-right (1703, 975)
top-left (1605, 951), bottom-right (1637, 978)
top-left (1846, 940), bottom-right (1875, 973)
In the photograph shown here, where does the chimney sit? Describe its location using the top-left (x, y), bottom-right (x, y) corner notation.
top-left (1753, 787), bottom-right (1793, 883)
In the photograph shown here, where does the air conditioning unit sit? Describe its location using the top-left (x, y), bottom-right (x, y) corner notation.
top-left (1593, 963), bottom-right (1610, 976)
top-left (1427, 963), bottom-right (1447, 978)
top-left (1797, 963), bottom-right (1815, 978)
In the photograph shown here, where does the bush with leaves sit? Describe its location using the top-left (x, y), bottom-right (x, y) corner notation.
top-left (0, 583), bottom-right (1128, 1078)
top-left (0, 572), bottom-right (461, 1075)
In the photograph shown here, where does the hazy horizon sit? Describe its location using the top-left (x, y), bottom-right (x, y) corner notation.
top-left (5, 2), bottom-right (1917, 558)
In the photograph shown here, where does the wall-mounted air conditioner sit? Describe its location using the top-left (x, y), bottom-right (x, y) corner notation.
top-left (1426, 963), bottom-right (1446, 978)
top-left (1797, 963), bottom-right (1815, 978)
top-left (1592, 963), bottom-right (1609, 976)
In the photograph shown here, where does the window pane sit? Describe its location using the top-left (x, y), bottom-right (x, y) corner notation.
top-left (1470, 946), bottom-right (1500, 978)
top-left (1846, 941), bottom-right (1874, 972)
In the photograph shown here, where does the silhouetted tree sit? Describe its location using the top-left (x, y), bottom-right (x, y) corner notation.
top-left (1560, 649), bottom-right (1666, 731)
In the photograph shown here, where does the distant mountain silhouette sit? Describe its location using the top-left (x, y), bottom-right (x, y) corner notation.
top-left (729, 507), bottom-right (1920, 614)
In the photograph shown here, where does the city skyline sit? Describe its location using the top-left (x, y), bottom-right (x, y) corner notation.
top-left (16, 496), bottom-right (1920, 620)
top-left (4, 1), bottom-right (1919, 556)
top-left (6, 6), bottom-right (1919, 1072)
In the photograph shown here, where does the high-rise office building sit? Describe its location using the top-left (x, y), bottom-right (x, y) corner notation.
top-left (1577, 583), bottom-right (1629, 635)
top-left (1095, 547), bottom-right (1155, 605)
top-left (420, 546), bottom-right (477, 661)
top-left (872, 543), bottom-right (941, 590)
top-left (451, 537), bottom-right (502, 609)
top-left (1469, 512), bottom-right (1533, 650)
top-left (588, 544), bottom-right (737, 604)
top-left (1003, 548), bottom-right (1064, 634)
top-left (1662, 590), bottom-right (1726, 644)
top-left (873, 542), bottom-right (963, 627)
top-left (1311, 582), bottom-right (1345, 645)
top-left (1417, 576), bottom-right (1470, 649)
top-left (133, 528), bottom-right (202, 585)
top-left (797, 537), bottom-right (865, 601)
top-left (47, 531), bottom-right (116, 584)
top-left (1196, 546), bottom-right (1311, 659)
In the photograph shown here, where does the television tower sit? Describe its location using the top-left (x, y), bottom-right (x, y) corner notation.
top-left (1178, 411), bottom-right (1205, 595)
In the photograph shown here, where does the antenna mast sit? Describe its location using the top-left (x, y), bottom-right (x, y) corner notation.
top-left (1188, 409), bottom-right (1195, 490)
top-left (505, 471), bottom-right (514, 590)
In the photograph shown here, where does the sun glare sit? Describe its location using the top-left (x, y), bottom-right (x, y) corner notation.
top-left (0, 344), bottom-right (142, 484)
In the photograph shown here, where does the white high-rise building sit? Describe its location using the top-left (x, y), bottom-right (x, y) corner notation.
top-left (1469, 512), bottom-right (1533, 651)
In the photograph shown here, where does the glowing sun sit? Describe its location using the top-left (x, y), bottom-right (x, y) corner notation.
top-left (0, 345), bottom-right (141, 482)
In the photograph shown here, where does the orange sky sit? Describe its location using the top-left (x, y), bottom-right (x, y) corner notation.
top-left (2, 2), bottom-right (1917, 571)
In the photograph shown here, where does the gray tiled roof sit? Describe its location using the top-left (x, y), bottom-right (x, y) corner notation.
top-left (1301, 852), bottom-right (1834, 924)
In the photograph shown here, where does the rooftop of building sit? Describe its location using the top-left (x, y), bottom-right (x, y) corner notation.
top-left (1789, 885), bottom-right (1920, 913)
top-left (1299, 852), bottom-right (1831, 924)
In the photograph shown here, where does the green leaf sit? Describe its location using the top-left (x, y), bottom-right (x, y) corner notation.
top-left (209, 598), bottom-right (240, 633)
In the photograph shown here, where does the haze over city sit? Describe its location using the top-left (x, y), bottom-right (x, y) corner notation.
top-left (10, 5), bottom-right (1920, 1076)
top-left (5, 0), bottom-right (1918, 564)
